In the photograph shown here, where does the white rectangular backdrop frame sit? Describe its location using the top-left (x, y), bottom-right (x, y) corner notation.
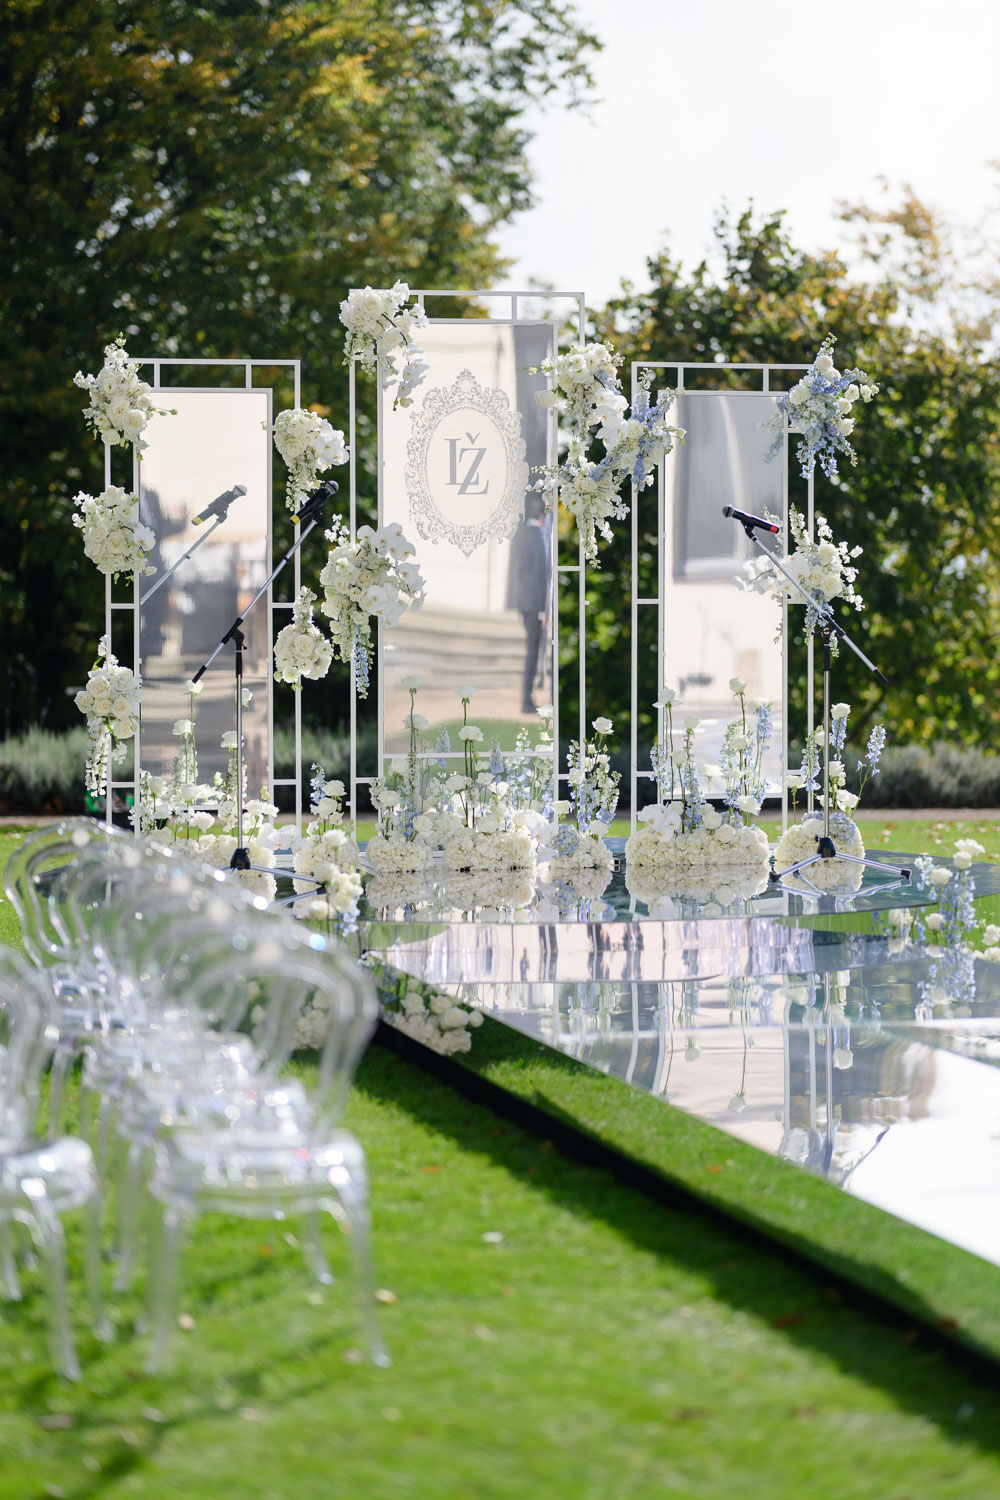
top-left (349, 290), bottom-right (587, 821)
top-left (104, 357), bottom-right (303, 829)
top-left (629, 360), bottom-right (814, 834)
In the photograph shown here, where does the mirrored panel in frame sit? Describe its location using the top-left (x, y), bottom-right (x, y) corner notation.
top-left (137, 388), bottom-right (272, 793)
top-left (380, 319), bottom-right (557, 782)
top-left (661, 391), bottom-right (784, 788)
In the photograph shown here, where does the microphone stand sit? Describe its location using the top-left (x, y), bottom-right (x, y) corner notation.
top-left (727, 512), bottom-right (911, 894)
top-left (191, 480), bottom-right (337, 873)
top-left (142, 511), bottom-right (229, 603)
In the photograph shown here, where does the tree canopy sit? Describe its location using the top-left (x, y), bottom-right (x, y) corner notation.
top-left (577, 202), bottom-right (1000, 756)
top-left (0, 0), bottom-right (596, 729)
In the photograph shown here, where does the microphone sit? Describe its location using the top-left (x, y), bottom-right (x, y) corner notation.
top-left (192, 483), bottom-right (247, 526)
top-left (722, 505), bottom-right (780, 535)
top-left (292, 477), bottom-right (339, 526)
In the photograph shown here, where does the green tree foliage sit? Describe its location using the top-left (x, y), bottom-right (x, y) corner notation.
top-left (577, 202), bottom-right (1000, 761)
top-left (0, 0), bottom-right (596, 730)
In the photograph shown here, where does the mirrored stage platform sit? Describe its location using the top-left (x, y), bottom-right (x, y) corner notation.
top-left (359, 849), bottom-right (1000, 1269)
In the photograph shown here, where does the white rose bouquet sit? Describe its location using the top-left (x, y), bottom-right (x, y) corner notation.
top-left (74, 336), bottom-right (174, 453)
top-left (763, 333), bottom-right (878, 480)
top-left (273, 586), bottom-right (333, 689)
top-left (72, 484), bottom-right (156, 581)
top-left (318, 521), bottom-right (424, 696)
top-left (271, 407), bottom-right (349, 512)
top-left (339, 282), bottom-right (429, 409)
top-left (73, 636), bottom-right (141, 797)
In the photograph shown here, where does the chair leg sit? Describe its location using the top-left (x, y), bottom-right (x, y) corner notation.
top-left (82, 1190), bottom-right (113, 1343)
top-left (330, 1153), bottom-right (390, 1368)
top-left (46, 1046), bottom-right (72, 1142)
top-left (113, 1140), bottom-right (147, 1293)
top-left (25, 1192), bottom-right (81, 1382)
top-left (145, 1201), bottom-right (192, 1375)
top-left (302, 1211), bottom-right (335, 1286)
top-left (0, 1219), bottom-right (21, 1302)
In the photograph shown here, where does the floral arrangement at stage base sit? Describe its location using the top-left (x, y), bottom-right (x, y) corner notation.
top-left (370, 963), bottom-right (485, 1057)
top-left (540, 716), bottom-right (619, 878)
top-left (774, 705), bottom-right (885, 891)
top-left (291, 766), bottom-right (361, 907)
top-left (625, 863), bottom-right (770, 915)
top-left (366, 684), bottom-right (548, 878)
top-left (271, 406), bottom-right (349, 512)
top-left (625, 681), bottom-right (772, 895)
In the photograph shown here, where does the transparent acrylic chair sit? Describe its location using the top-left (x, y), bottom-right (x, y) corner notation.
top-left (4, 821), bottom-right (133, 1138)
top-left (0, 949), bottom-right (110, 1381)
top-left (142, 926), bottom-right (385, 1373)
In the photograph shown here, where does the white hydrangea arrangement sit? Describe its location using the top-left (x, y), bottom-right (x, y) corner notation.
top-left (74, 336), bottom-right (174, 452)
top-left (339, 282), bottom-right (429, 409)
top-left (763, 334), bottom-right (878, 480)
top-left (533, 344), bottom-right (682, 563)
top-left (774, 706), bottom-right (886, 891)
top-left (625, 688), bottom-right (771, 889)
top-left (271, 407), bottom-right (349, 512)
top-left (292, 767), bottom-right (360, 896)
top-left (318, 521), bottom-right (424, 696)
top-left (72, 484), bottom-right (156, 581)
top-left (539, 716), bottom-right (619, 875)
top-left (273, 586), bottom-right (334, 689)
top-left (741, 508), bottom-right (863, 644)
top-left (73, 636), bottom-right (141, 798)
top-left (375, 966), bottom-right (485, 1057)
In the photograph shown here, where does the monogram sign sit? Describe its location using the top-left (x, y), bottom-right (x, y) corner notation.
top-left (404, 369), bottom-right (529, 556)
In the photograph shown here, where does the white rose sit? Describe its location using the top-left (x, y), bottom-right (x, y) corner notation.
top-left (928, 867), bottom-right (952, 887)
top-left (592, 717), bottom-right (612, 734)
top-left (830, 702), bottom-right (850, 720)
top-left (728, 677), bottom-right (746, 694)
top-left (534, 389), bottom-right (560, 408)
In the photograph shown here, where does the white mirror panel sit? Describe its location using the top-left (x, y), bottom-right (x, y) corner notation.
top-left (137, 388), bottom-right (272, 793)
top-left (379, 321), bottom-right (557, 769)
top-left (661, 391), bottom-right (785, 785)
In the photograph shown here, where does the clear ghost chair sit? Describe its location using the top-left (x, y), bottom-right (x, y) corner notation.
top-left (143, 925), bottom-right (385, 1373)
top-left (0, 949), bottom-right (110, 1381)
top-left (3, 820), bottom-right (129, 1136)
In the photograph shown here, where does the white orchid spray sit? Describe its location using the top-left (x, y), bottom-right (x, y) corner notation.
top-left (271, 407), bottom-right (349, 512)
top-left (339, 282), bottom-right (429, 408)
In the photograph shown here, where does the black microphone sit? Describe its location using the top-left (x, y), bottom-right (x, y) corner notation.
top-left (292, 477), bottom-right (339, 526)
top-left (722, 505), bottom-right (780, 535)
top-left (192, 483), bottom-right (247, 526)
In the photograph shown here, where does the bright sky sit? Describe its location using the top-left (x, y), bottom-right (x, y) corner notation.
top-left (496, 0), bottom-right (1000, 307)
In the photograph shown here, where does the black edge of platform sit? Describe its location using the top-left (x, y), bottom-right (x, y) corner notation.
top-left (373, 1017), bottom-right (1000, 1381)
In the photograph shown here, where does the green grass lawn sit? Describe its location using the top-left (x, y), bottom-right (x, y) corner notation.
top-left (3, 822), bottom-right (1000, 1497)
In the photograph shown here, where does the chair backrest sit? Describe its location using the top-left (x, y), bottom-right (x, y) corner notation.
top-left (183, 925), bottom-right (378, 1124)
top-left (0, 950), bottom-right (57, 1135)
top-left (4, 819), bottom-right (127, 966)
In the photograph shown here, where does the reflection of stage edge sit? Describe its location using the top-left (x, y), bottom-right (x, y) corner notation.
top-left (373, 1015), bottom-right (1000, 1377)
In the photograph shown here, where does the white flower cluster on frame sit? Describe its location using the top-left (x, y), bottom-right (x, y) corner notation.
top-left (73, 636), bottom-right (141, 797)
top-left (272, 406), bottom-right (348, 512)
top-left (73, 337), bottom-right (173, 453)
top-left (339, 282), bottom-right (429, 409)
top-left (318, 521), bottom-right (424, 696)
top-left (273, 586), bottom-right (334, 689)
top-left (763, 334), bottom-right (878, 481)
top-left (741, 507), bottom-right (863, 644)
top-left (72, 484), bottom-right (156, 581)
top-left (533, 344), bottom-right (683, 564)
